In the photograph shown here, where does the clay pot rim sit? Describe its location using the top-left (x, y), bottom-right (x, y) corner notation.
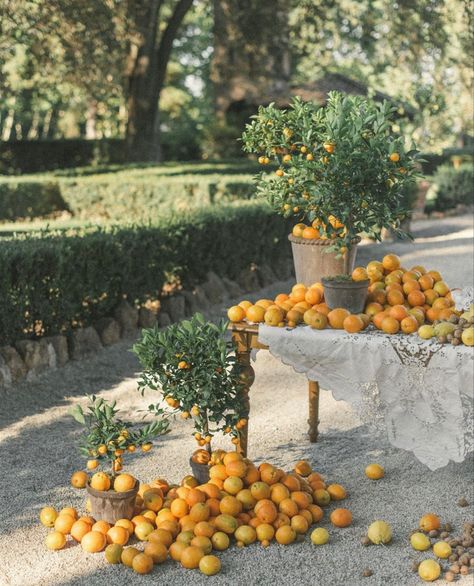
top-left (288, 234), bottom-right (361, 246)
top-left (86, 479), bottom-right (139, 499)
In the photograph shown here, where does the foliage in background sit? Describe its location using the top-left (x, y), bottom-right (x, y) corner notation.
top-left (133, 314), bottom-right (246, 450)
top-left (427, 163), bottom-right (474, 212)
top-left (0, 201), bottom-right (291, 345)
top-left (69, 395), bottom-right (169, 473)
top-left (242, 93), bottom-right (420, 250)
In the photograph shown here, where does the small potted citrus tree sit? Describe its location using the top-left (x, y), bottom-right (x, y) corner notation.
top-left (242, 91), bottom-right (420, 287)
top-left (133, 313), bottom-right (247, 483)
top-left (69, 395), bottom-right (169, 522)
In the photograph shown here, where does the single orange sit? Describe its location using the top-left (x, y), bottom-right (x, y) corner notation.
top-left (330, 508), bottom-right (352, 527)
top-left (328, 308), bottom-right (350, 329)
top-left (381, 316), bottom-right (400, 334)
top-left (386, 289), bottom-right (405, 306)
top-left (407, 290), bottom-right (426, 307)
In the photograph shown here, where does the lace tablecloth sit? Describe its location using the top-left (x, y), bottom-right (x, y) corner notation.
top-left (258, 325), bottom-right (474, 470)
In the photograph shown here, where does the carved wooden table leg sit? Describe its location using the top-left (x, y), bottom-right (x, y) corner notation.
top-left (308, 380), bottom-right (320, 442)
top-left (233, 332), bottom-right (255, 457)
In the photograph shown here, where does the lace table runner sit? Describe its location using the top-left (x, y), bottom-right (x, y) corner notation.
top-left (258, 324), bottom-right (474, 470)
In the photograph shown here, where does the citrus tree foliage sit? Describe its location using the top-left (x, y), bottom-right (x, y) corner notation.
top-left (133, 314), bottom-right (246, 449)
top-left (69, 395), bottom-right (169, 470)
top-left (242, 93), bottom-right (420, 250)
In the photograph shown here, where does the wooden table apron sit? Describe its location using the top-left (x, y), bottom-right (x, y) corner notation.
top-left (229, 322), bottom-right (320, 457)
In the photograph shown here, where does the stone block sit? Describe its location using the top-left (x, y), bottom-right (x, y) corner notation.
top-left (95, 318), bottom-right (121, 346)
top-left (15, 339), bottom-right (50, 376)
top-left (68, 327), bottom-right (102, 360)
top-left (0, 345), bottom-right (27, 382)
top-left (114, 300), bottom-right (139, 337)
top-left (138, 307), bottom-right (157, 329)
top-left (202, 271), bottom-right (227, 304)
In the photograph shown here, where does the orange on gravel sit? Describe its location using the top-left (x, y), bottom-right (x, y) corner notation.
top-left (291, 514), bottom-right (309, 534)
top-left (199, 554), bottom-right (221, 576)
top-left (311, 527), bottom-right (329, 545)
top-left (106, 526), bottom-right (129, 546)
top-left (211, 531), bottom-right (230, 551)
top-left (71, 471), bottom-right (88, 489)
top-left (279, 498), bottom-right (299, 517)
top-left (225, 460), bottom-right (247, 478)
top-left (134, 521), bottom-right (155, 541)
top-left (389, 304), bottom-right (409, 321)
top-left (45, 531), bottom-right (67, 550)
top-left (327, 484), bottom-right (347, 501)
top-left (328, 308), bottom-right (350, 329)
top-left (256, 523), bottom-right (275, 542)
top-left (143, 488), bottom-right (164, 512)
top-left (330, 508), bottom-right (352, 527)
top-left (365, 463), bottom-right (384, 479)
top-left (209, 464), bottom-right (228, 481)
top-left (418, 275), bottom-right (434, 290)
top-left (275, 525), bottom-right (296, 545)
top-left (59, 507), bottom-right (77, 519)
top-left (81, 530), bottom-right (106, 553)
top-left (90, 472), bottom-right (111, 491)
top-left (313, 489), bottom-right (331, 506)
top-left (115, 519), bottom-right (134, 536)
top-left (418, 559), bottom-right (441, 582)
top-left (219, 495), bottom-right (242, 516)
top-left (308, 504), bottom-right (324, 523)
top-left (194, 521), bottom-right (215, 538)
top-left (419, 513), bottom-right (440, 532)
top-left (250, 482), bottom-right (271, 501)
top-left (169, 541), bottom-right (187, 561)
top-left (132, 552), bottom-right (154, 574)
top-left (185, 487), bottom-right (206, 507)
top-left (270, 483), bottom-right (290, 504)
top-left (305, 288), bottom-right (322, 305)
top-left (365, 302), bottom-right (384, 317)
top-left (191, 535), bottom-right (212, 554)
top-left (223, 476), bottom-right (244, 495)
top-left (121, 546), bottom-right (140, 567)
top-left (144, 541), bottom-right (167, 564)
top-left (180, 545), bottom-right (205, 569)
top-left (114, 473), bottom-right (136, 493)
top-left (235, 525), bottom-right (257, 545)
top-left (40, 507), bottom-right (58, 527)
top-left (214, 514), bottom-right (238, 534)
top-left (245, 305), bottom-right (265, 323)
top-left (255, 500), bottom-right (278, 523)
top-left (294, 460), bottom-right (312, 476)
top-left (382, 254), bottom-right (401, 272)
top-left (343, 314), bottom-right (364, 333)
top-left (54, 514), bottom-right (75, 535)
top-left (290, 491), bottom-right (311, 509)
top-left (92, 520), bottom-right (111, 536)
top-left (71, 520), bottom-right (92, 542)
top-left (189, 502), bottom-right (210, 523)
top-left (381, 316), bottom-right (400, 334)
top-left (170, 498), bottom-right (189, 519)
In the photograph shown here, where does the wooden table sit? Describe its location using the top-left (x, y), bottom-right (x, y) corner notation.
top-left (229, 322), bottom-right (320, 457)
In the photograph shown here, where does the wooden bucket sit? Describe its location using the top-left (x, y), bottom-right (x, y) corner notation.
top-left (86, 481), bottom-right (138, 524)
top-left (288, 235), bottom-right (359, 286)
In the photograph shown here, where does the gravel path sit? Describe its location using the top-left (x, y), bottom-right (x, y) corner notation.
top-left (0, 215), bottom-right (473, 586)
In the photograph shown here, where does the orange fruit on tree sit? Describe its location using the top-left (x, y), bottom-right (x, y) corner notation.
top-left (246, 305), bottom-right (265, 323)
top-left (343, 314), bottom-right (364, 333)
top-left (389, 304), bottom-right (409, 321)
top-left (401, 315), bottom-right (419, 334)
top-left (381, 316), bottom-right (400, 334)
top-left (302, 227), bottom-right (320, 239)
top-left (386, 289), bottom-right (405, 306)
top-left (71, 520), bottom-right (92, 542)
top-left (144, 541), bottom-right (168, 564)
top-left (330, 508), bottom-right (352, 527)
top-left (328, 308), bottom-right (350, 329)
top-left (419, 513), bottom-right (440, 532)
top-left (81, 530), bottom-right (107, 553)
top-left (132, 552), bottom-right (154, 574)
top-left (326, 484), bottom-right (347, 501)
top-left (227, 305), bottom-right (246, 322)
top-left (45, 531), bottom-right (66, 551)
top-left (275, 525), bottom-right (297, 545)
top-left (407, 290), bottom-right (426, 307)
top-left (365, 463), bottom-right (384, 479)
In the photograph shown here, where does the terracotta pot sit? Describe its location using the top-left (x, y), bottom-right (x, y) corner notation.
top-left (189, 457), bottom-right (210, 484)
top-left (86, 480), bottom-right (138, 524)
top-left (321, 278), bottom-right (369, 313)
top-left (288, 235), bottom-right (360, 286)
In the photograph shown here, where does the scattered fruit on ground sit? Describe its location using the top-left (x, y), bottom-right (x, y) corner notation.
top-left (311, 527), bottom-right (329, 545)
top-left (81, 530), bottom-right (107, 553)
top-left (330, 508), bottom-right (353, 527)
top-left (45, 531), bottom-right (66, 551)
top-left (132, 552), bottom-right (154, 574)
top-left (365, 464), bottom-right (385, 480)
top-left (432, 540), bottom-right (452, 558)
top-left (40, 507), bottom-right (58, 527)
top-left (70, 471), bottom-right (88, 489)
top-left (418, 559), bottom-right (441, 582)
top-left (105, 543), bottom-right (123, 564)
top-left (199, 554), bottom-right (221, 576)
top-left (419, 513), bottom-right (441, 532)
top-left (367, 521), bottom-right (392, 544)
top-left (410, 532), bottom-right (431, 551)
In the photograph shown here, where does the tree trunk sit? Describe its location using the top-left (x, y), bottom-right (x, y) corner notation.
top-left (125, 0), bottom-right (194, 162)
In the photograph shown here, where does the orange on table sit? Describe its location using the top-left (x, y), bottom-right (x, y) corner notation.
top-left (290, 287), bottom-right (306, 303)
top-left (403, 280), bottom-right (420, 295)
top-left (426, 307), bottom-right (440, 323)
top-left (373, 311), bottom-right (389, 330)
top-left (409, 307), bottom-right (425, 325)
top-left (369, 280), bottom-right (385, 292)
top-left (314, 302), bottom-right (330, 316)
top-left (418, 274), bottom-right (434, 290)
top-left (407, 290), bottom-right (426, 307)
top-left (365, 302), bottom-right (383, 317)
top-left (381, 316), bottom-right (400, 334)
top-left (401, 315), bottom-right (418, 334)
top-left (438, 308), bottom-right (454, 320)
top-left (389, 304), bottom-right (409, 321)
top-left (427, 270), bottom-right (442, 282)
top-left (305, 287), bottom-right (322, 305)
top-left (382, 254), bottom-right (401, 272)
top-left (256, 299), bottom-right (273, 310)
top-left (402, 270), bottom-right (420, 283)
top-left (343, 314), bottom-right (364, 333)
top-left (328, 308), bottom-right (350, 329)
top-left (238, 300), bottom-right (252, 311)
top-left (386, 289), bottom-right (405, 306)
top-left (274, 293), bottom-right (289, 304)
top-left (368, 289), bottom-right (386, 305)
top-left (432, 297), bottom-right (451, 310)
top-left (246, 305), bottom-right (265, 323)
top-left (424, 289), bottom-right (439, 305)
top-left (385, 282), bottom-right (403, 293)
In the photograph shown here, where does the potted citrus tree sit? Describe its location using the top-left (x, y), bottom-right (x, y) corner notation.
top-left (242, 91), bottom-right (421, 286)
top-left (69, 396), bottom-right (169, 522)
top-left (133, 313), bottom-right (247, 483)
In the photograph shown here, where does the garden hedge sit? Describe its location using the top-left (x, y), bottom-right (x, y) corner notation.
top-left (0, 202), bottom-right (291, 346)
top-left (429, 163), bottom-right (474, 211)
top-left (0, 179), bottom-right (68, 221)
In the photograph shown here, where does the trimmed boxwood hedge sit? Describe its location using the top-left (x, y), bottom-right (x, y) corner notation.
top-left (429, 163), bottom-right (474, 211)
top-left (0, 179), bottom-right (68, 221)
top-left (0, 202), bottom-right (291, 345)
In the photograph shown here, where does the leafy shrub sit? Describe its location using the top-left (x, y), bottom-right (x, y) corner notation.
top-left (0, 179), bottom-right (67, 220)
top-left (429, 163), bottom-right (474, 211)
top-left (0, 202), bottom-right (291, 345)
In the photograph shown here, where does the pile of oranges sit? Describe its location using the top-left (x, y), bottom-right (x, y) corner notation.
top-left (227, 253), bottom-right (458, 337)
top-left (40, 453), bottom-right (354, 576)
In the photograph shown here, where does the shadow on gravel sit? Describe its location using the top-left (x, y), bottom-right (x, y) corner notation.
top-left (0, 338), bottom-right (141, 430)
